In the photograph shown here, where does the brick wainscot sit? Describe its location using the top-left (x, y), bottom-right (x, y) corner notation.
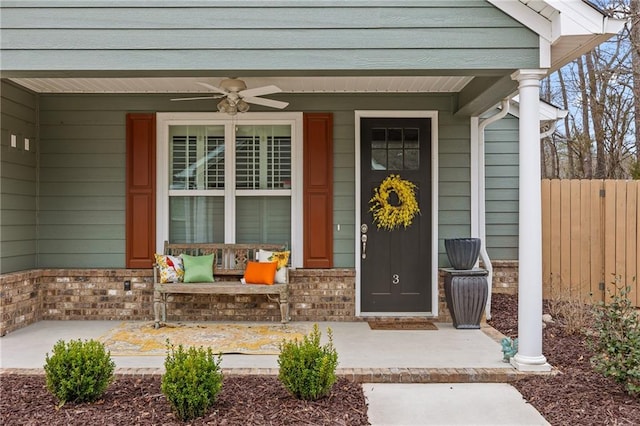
top-left (1, 263), bottom-right (518, 336)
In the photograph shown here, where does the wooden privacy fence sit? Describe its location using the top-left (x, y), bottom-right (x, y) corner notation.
top-left (542, 179), bottom-right (639, 307)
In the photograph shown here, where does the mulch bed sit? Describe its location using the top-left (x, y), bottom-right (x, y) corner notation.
top-left (0, 376), bottom-right (368, 426)
top-left (489, 293), bottom-right (640, 426)
top-left (3, 294), bottom-right (639, 425)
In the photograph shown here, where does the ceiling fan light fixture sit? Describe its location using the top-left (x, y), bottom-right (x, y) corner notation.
top-left (217, 98), bottom-right (229, 112)
top-left (237, 99), bottom-right (250, 113)
top-left (217, 98), bottom-right (238, 115)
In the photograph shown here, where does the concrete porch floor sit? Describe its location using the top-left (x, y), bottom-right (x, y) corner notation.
top-left (0, 320), bottom-right (515, 374)
top-left (0, 320), bottom-right (551, 425)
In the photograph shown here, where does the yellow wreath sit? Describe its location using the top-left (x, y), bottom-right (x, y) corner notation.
top-left (369, 174), bottom-right (420, 231)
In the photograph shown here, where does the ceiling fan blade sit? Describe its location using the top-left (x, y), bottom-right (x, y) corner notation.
top-left (243, 97), bottom-right (289, 109)
top-left (239, 85), bottom-right (281, 98)
top-left (195, 82), bottom-right (228, 95)
top-left (170, 95), bottom-right (223, 101)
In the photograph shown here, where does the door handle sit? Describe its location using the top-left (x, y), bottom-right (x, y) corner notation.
top-left (360, 223), bottom-right (368, 259)
top-left (361, 234), bottom-right (368, 259)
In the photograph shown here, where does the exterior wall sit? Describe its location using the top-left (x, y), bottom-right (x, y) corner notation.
top-left (1, 88), bottom-right (522, 274)
top-left (438, 110), bottom-right (473, 266)
top-left (37, 94), bottom-right (128, 268)
top-left (0, 268), bottom-right (357, 335)
top-left (484, 116), bottom-right (519, 261)
top-left (490, 260), bottom-right (519, 294)
top-left (0, 269), bottom-right (41, 335)
top-left (40, 269), bottom-right (154, 322)
top-left (0, 0), bottom-right (535, 274)
top-left (36, 92), bottom-right (474, 270)
top-left (0, 81), bottom-right (38, 273)
top-left (0, 264), bottom-right (519, 336)
top-left (289, 269), bottom-right (356, 321)
top-left (163, 269), bottom-right (357, 323)
top-left (1, 1), bottom-right (539, 74)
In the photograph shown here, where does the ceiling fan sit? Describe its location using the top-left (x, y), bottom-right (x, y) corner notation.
top-left (171, 78), bottom-right (289, 115)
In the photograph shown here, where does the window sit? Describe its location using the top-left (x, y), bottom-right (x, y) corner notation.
top-left (235, 125), bottom-right (292, 189)
top-left (235, 125), bottom-right (291, 244)
top-left (371, 127), bottom-right (420, 170)
top-left (168, 125), bottom-right (225, 243)
top-left (157, 113), bottom-right (303, 266)
top-left (169, 127), bottom-right (225, 190)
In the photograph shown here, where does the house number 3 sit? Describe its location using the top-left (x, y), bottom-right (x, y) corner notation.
top-left (392, 274), bottom-right (400, 285)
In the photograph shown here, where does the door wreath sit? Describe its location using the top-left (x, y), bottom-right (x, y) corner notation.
top-left (369, 174), bottom-right (420, 231)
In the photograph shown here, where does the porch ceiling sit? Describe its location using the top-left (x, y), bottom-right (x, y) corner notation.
top-left (8, 75), bottom-right (474, 95)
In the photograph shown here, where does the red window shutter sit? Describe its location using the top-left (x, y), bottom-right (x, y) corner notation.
top-left (303, 113), bottom-right (333, 268)
top-left (126, 113), bottom-right (156, 268)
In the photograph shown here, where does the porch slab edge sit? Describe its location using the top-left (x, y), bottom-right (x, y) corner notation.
top-left (0, 367), bottom-right (556, 383)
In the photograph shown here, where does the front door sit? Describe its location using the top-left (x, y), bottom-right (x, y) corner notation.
top-left (360, 118), bottom-right (432, 313)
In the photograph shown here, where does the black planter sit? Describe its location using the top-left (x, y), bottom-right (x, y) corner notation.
top-left (444, 238), bottom-right (481, 270)
top-left (443, 268), bottom-right (488, 329)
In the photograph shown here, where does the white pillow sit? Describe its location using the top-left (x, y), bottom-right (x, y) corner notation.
top-left (258, 249), bottom-right (290, 284)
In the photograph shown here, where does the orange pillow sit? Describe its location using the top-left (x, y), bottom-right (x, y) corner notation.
top-left (244, 261), bottom-right (277, 285)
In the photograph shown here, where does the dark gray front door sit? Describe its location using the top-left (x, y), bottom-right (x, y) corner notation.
top-left (360, 118), bottom-right (432, 313)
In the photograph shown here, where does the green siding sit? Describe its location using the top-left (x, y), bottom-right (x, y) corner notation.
top-left (36, 95), bottom-right (125, 268)
top-left (5, 28), bottom-right (538, 50)
top-left (33, 92), bottom-right (475, 268)
top-left (1, 1), bottom-right (539, 74)
top-left (0, 80), bottom-right (38, 273)
top-left (0, 2), bottom-right (535, 30)
top-left (484, 115), bottom-right (519, 260)
top-left (0, 89), bottom-right (527, 270)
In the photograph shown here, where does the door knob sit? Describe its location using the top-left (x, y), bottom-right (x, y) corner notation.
top-left (360, 224), bottom-right (368, 259)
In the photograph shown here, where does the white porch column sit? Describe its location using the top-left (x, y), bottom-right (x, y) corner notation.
top-left (510, 69), bottom-right (551, 372)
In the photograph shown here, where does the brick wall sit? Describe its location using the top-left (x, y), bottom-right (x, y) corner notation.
top-left (1, 262), bottom-right (518, 336)
top-left (0, 270), bottom-right (42, 336)
top-left (1, 268), bottom-right (358, 335)
top-left (490, 261), bottom-right (519, 294)
top-left (437, 270), bottom-right (452, 322)
top-left (40, 269), bottom-right (155, 321)
top-left (161, 269), bottom-right (356, 323)
top-left (288, 269), bottom-right (356, 321)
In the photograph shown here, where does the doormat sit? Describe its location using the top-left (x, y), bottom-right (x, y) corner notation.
top-left (367, 319), bottom-right (438, 330)
top-left (98, 322), bottom-right (311, 356)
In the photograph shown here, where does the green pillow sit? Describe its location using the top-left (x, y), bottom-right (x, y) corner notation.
top-left (181, 253), bottom-right (215, 283)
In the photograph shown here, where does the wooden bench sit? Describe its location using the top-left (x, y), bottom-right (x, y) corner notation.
top-left (153, 242), bottom-right (290, 328)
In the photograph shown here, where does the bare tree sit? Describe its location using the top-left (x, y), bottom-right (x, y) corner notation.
top-left (631, 0), bottom-right (640, 170)
top-left (544, 0), bottom-right (637, 179)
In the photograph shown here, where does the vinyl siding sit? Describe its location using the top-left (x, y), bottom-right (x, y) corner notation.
top-left (37, 95), bottom-right (127, 268)
top-left (0, 81), bottom-right (38, 273)
top-left (1, 1), bottom-right (539, 73)
top-left (33, 92), bottom-right (475, 269)
top-left (484, 115), bottom-right (519, 260)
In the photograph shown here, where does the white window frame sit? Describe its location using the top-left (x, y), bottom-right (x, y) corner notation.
top-left (156, 112), bottom-right (304, 268)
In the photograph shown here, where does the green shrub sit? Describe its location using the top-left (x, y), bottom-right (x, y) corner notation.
top-left (278, 324), bottom-right (338, 400)
top-left (44, 339), bottom-right (115, 407)
top-left (161, 343), bottom-right (223, 421)
top-left (590, 285), bottom-right (640, 396)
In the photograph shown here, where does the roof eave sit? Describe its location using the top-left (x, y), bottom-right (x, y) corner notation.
top-left (508, 96), bottom-right (569, 122)
top-left (550, 31), bottom-right (624, 72)
top-left (488, 0), bottom-right (627, 71)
